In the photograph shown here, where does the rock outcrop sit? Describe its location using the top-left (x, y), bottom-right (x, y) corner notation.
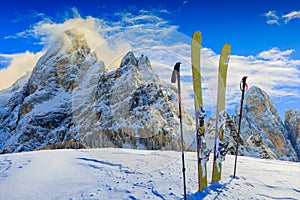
top-left (285, 109), bottom-right (300, 158)
top-left (235, 86), bottom-right (298, 161)
top-left (205, 112), bottom-right (244, 156)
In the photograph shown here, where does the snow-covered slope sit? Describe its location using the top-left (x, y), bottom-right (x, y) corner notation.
top-left (0, 148), bottom-right (299, 199)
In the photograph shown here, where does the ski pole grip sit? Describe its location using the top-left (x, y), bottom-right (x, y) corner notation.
top-left (240, 76), bottom-right (248, 91)
top-left (174, 62), bottom-right (181, 72)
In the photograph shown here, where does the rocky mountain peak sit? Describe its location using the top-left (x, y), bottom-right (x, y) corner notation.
top-left (0, 35), bottom-right (195, 153)
top-left (27, 29), bottom-right (101, 94)
top-left (0, 29), bottom-right (106, 153)
top-left (63, 29), bottom-right (91, 54)
top-left (244, 86), bottom-right (280, 121)
top-left (120, 51), bottom-right (138, 67)
top-left (235, 86), bottom-right (298, 161)
top-left (80, 51), bottom-right (194, 150)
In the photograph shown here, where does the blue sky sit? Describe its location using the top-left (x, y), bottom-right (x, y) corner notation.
top-left (1, 0), bottom-right (300, 58)
top-left (0, 0), bottom-right (299, 117)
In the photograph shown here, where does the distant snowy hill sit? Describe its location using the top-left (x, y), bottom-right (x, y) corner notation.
top-left (0, 148), bottom-right (300, 199)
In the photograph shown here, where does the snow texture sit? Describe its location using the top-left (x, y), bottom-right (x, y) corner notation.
top-left (0, 148), bottom-right (299, 199)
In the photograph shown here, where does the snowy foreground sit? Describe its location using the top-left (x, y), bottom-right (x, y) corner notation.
top-left (0, 148), bottom-right (300, 200)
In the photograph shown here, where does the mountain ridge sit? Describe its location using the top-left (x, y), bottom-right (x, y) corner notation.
top-left (0, 29), bottom-right (195, 153)
top-left (0, 29), bottom-right (299, 162)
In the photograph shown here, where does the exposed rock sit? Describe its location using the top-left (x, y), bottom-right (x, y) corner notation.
top-left (244, 134), bottom-right (277, 159)
top-left (285, 109), bottom-right (300, 158)
top-left (235, 86), bottom-right (298, 161)
top-left (205, 112), bottom-right (244, 156)
top-left (78, 52), bottom-right (195, 150)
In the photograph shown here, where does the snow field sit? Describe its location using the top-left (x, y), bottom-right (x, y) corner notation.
top-left (0, 148), bottom-right (300, 199)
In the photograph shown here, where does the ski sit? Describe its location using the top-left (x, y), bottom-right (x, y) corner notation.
top-left (191, 31), bottom-right (210, 192)
top-left (211, 43), bottom-right (231, 183)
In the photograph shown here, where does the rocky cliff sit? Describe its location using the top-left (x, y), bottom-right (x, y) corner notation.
top-left (234, 86), bottom-right (298, 161)
top-left (71, 51), bottom-right (195, 150)
top-left (285, 109), bottom-right (300, 158)
top-left (205, 112), bottom-right (244, 156)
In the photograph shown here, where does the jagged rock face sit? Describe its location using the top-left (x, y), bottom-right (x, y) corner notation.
top-left (0, 29), bottom-right (104, 153)
top-left (81, 52), bottom-right (195, 150)
top-left (244, 134), bottom-right (277, 159)
top-left (28, 29), bottom-right (100, 95)
top-left (235, 86), bottom-right (298, 161)
top-left (205, 112), bottom-right (244, 156)
top-left (285, 110), bottom-right (300, 158)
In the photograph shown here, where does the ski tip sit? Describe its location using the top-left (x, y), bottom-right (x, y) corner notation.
top-left (192, 31), bottom-right (202, 44)
top-left (222, 43), bottom-right (231, 52)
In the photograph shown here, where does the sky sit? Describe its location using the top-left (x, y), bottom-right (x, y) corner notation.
top-left (0, 0), bottom-right (299, 118)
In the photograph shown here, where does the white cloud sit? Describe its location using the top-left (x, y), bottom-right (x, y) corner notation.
top-left (256, 47), bottom-right (295, 61)
top-left (0, 51), bottom-right (43, 89)
top-left (1, 9), bottom-right (300, 116)
top-left (145, 44), bottom-right (300, 114)
top-left (264, 10), bottom-right (300, 25)
top-left (264, 11), bottom-right (281, 25)
top-left (283, 11), bottom-right (300, 23)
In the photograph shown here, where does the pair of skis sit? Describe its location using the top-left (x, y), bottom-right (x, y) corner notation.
top-left (192, 31), bottom-right (231, 191)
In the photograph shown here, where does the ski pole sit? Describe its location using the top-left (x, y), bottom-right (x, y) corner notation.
top-left (233, 76), bottom-right (248, 178)
top-left (171, 62), bottom-right (187, 200)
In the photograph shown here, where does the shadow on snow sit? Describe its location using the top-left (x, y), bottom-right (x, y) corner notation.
top-left (187, 176), bottom-right (234, 200)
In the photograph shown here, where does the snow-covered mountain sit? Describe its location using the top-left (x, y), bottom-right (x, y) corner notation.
top-left (0, 28), bottom-right (299, 163)
top-left (73, 50), bottom-right (195, 151)
top-left (0, 29), bottom-right (195, 154)
top-left (234, 86), bottom-right (298, 161)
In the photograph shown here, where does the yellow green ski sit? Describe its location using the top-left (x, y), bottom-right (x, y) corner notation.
top-left (211, 43), bottom-right (231, 183)
top-left (191, 31), bottom-right (210, 192)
